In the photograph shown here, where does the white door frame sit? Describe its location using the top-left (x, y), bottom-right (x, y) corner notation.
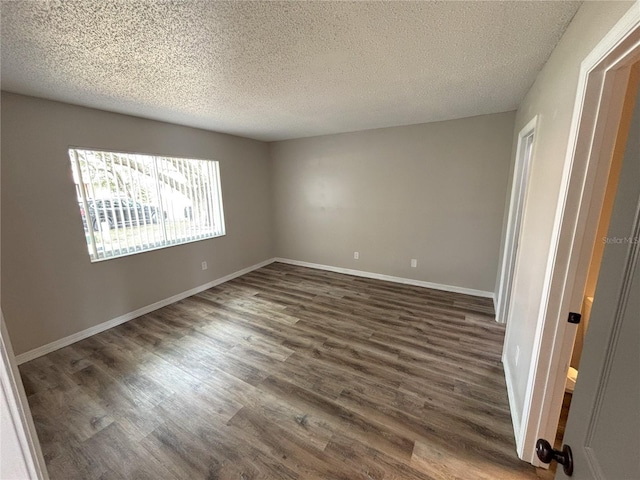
top-left (496, 116), bottom-right (537, 324)
top-left (518, 4), bottom-right (640, 465)
top-left (0, 313), bottom-right (49, 479)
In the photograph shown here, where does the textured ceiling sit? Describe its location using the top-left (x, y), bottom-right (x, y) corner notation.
top-left (1, 1), bottom-right (581, 141)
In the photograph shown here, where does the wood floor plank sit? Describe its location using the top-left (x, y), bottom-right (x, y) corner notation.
top-left (20, 262), bottom-right (547, 479)
top-left (324, 432), bottom-right (436, 480)
top-left (142, 409), bottom-right (301, 479)
top-left (81, 422), bottom-right (179, 480)
top-left (259, 375), bottom-right (423, 462)
top-left (227, 406), bottom-right (365, 480)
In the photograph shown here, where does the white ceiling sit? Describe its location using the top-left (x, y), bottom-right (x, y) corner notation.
top-left (1, 1), bottom-right (581, 142)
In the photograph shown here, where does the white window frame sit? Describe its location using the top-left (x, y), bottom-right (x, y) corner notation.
top-left (69, 148), bottom-right (225, 262)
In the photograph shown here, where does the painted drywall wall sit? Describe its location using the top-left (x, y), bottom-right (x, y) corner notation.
top-left (270, 111), bottom-right (516, 293)
top-left (500, 1), bottom-right (635, 427)
top-left (1, 92), bottom-right (273, 356)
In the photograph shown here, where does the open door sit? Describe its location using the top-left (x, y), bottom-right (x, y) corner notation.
top-left (557, 72), bottom-right (639, 479)
top-left (535, 70), bottom-right (640, 479)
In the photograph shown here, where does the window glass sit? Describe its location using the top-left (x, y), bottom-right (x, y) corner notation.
top-left (69, 148), bottom-right (225, 261)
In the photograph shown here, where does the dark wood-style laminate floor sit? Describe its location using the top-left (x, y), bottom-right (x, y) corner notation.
top-left (20, 262), bottom-right (552, 479)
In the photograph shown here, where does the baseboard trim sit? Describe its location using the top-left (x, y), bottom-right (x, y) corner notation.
top-left (274, 257), bottom-right (494, 298)
top-left (14, 258), bottom-right (276, 365)
top-left (16, 256), bottom-right (493, 364)
top-left (502, 355), bottom-right (523, 456)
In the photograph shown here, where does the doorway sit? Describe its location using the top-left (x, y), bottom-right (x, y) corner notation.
top-left (552, 60), bottom-right (639, 461)
top-left (496, 117), bottom-right (537, 325)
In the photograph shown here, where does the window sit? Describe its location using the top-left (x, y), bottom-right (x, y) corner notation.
top-left (69, 148), bottom-right (225, 262)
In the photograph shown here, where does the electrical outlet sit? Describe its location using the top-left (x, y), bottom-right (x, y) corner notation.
top-left (201, 261), bottom-right (208, 270)
top-left (515, 345), bottom-right (520, 366)
top-left (411, 259), bottom-right (418, 268)
top-left (354, 251), bottom-right (359, 260)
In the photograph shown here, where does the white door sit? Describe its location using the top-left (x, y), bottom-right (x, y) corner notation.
top-left (541, 87), bottom-right (639, 479)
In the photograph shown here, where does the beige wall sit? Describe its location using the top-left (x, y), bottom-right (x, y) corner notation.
top-left (270, 111), bottom-right (516, 294)
top-left (501, 1), bottom-right (634, 424)
top-left (1, 92), bottom-right (273, 355)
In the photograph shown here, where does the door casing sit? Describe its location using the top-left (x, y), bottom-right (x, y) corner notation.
top-left (0, 312), bottom-right (49, 479)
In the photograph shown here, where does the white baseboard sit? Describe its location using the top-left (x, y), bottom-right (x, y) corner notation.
top-left (16, 256), bottom-right (493, 364)
top-left (14, 258), bottom-right (276, 365)
top-left (502, 355), bottom-right (523, 456)
top-left (274, 257), bottom-right (494, 298)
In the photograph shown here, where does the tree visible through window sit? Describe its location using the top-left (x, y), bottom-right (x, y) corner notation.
top-left (69, 148), bottom-right (225, 261)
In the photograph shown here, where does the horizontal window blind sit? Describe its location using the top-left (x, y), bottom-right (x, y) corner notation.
top-left (69, 148), bottom-right (225, 262)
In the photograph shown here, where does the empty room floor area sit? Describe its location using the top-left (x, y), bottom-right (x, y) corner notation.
top-left (19, 263), bottom-right (551, 479)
